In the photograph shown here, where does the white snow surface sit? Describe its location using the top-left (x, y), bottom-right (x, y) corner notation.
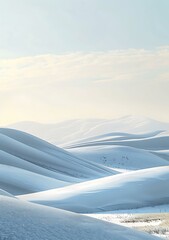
top-left (7, 116), bottom-right (169, 145)
top-left (0, 195), bottom-right (160, 240)
top-left (19, 166), bottom-right (169, 213)
top-left (66, 128), bottom-right (169, 171)
top-left (0, 188), bottom-right (14, 197)
top-left (1, 118), bottom-right (169, 240)
top-left (0, 164), bottom-right (70, 195)
top-left (66, 130), bottom-right (169, 151)
top-left (0, 128), bottom-right (116, 195)
top-left (69, 145), bottom-right (169, 170)
top-left (96, 204), bottom-right (169, 214)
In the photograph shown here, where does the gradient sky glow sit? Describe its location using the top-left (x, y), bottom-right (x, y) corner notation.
top-left (0, 0), bottom-right (169, 125)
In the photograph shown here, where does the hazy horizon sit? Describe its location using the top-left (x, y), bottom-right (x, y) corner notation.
top-left (3, 115), bottom-right (169, 129)
top-left (0, 0), bottom-right (169, 125)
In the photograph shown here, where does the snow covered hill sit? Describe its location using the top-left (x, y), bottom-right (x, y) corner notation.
top-left (69, 145), bottom-right (169, 170)
top-left (67, 131), bottom-right (169, 170)
top-left (7, 116), bottom-right (169, 145)
top-left (1, 119), bottom-right (169, 240)
top-left (0, 195), bottom-right (160, 240)
top-left (0, 164), bottom-right (70, 195)
top-left (0, 188), bottom-right (14, 197)
top-left (65, 130), bottom-right (169, 151)
top-left (0, 128), bottom-right (116, 195)
top-left (19, 166), bottom-right (169, 213)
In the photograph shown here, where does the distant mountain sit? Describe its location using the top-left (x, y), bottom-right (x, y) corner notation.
top-left (7, 116), bottom-right (169, 146)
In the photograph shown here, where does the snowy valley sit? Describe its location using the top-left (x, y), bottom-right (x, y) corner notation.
top-left (0, 116), bottom-right (169, 239)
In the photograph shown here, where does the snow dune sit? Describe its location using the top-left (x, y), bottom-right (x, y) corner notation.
top-left (66, 130), bottom-right (169, 151)
top-left (0, 195), bottom-right (160, 240)
top-left (67, 130), bottom-right (169, 171)
top-left (0, 128), bottom-right (115, 185)
top-left (19, 166), bottom-right (169, 213)
top-left (0, 128), bottom-right (118, 195)
top-left (69, 145), bottom-right (169, 170)
top-left (0, 188), bottom-right (14, 197)
top-left (0, 164), bottom-right (70, 195)
top-left (0, 149), bottom-right (78, 182)
top-left (1, 118), bottom-right (169, 240)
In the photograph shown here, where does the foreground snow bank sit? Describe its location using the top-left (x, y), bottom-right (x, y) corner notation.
top-left (0, 195), bottom-right (160, 240)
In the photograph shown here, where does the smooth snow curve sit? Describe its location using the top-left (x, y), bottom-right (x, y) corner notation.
top-left (0, 189), bottom-right (14, 197)
top-left (69, 145), bottom-right (169, 170)
top-left (0, 164), bottom-right (70, 195)
top-left (0, 195), bottom-right (160, 240)
top-left (20, 166), bottom-right (169, 213)
top-left (65, 131), bottom-right (169, 151)
top-left (0, 128), bottom-right (114, 177)
top-left (7, 116), bottom-right (169, 145)
top-left (67, 130), bottom-right (169, 170)
top-left (1, 119), bottom-right (169, 240)
top-left (0, 128), bottom-right (116, 195)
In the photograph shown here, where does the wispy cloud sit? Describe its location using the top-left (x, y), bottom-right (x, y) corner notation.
top-left (0, 47), bottom-right (169, 125)
top-left (0, 46), bottom-right (169, 91)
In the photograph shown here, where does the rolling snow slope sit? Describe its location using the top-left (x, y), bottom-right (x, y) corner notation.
top-left (0, 164), bottom-right (70, 195)
top-left (19, 166), bottom-right (169, 213)
top-left (67, 130), bottom-right (169, 170)
top-left (1, 120), bottom-right (169, 240)
top-left (69, 145), bottom-right (169, 170)
top-left (0, 195), bottom-right (160, 240)
top-left (0, 128), bottom-right (115, 179)
top-left (7, 116), bottom-right (169, 145)
top-left (0, 188), bottom-right (14, 197)
top-left (65, 131), bottom-right (169, 151)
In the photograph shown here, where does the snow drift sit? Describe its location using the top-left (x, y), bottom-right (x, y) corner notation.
top-left (20, 166), bottom-right (169, 213)
top-left (0, 128), bottom-right (116, 195)
top-left (69, 145), bottom-right (169, 170)
top-left (0, 195), bottom-right (160, 240)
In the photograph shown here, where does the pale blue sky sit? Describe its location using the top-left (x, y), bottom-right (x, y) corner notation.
top-left (0, 0), bottom-right (169, 125)
top-left (0, 0), bottom-right (169, 57)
